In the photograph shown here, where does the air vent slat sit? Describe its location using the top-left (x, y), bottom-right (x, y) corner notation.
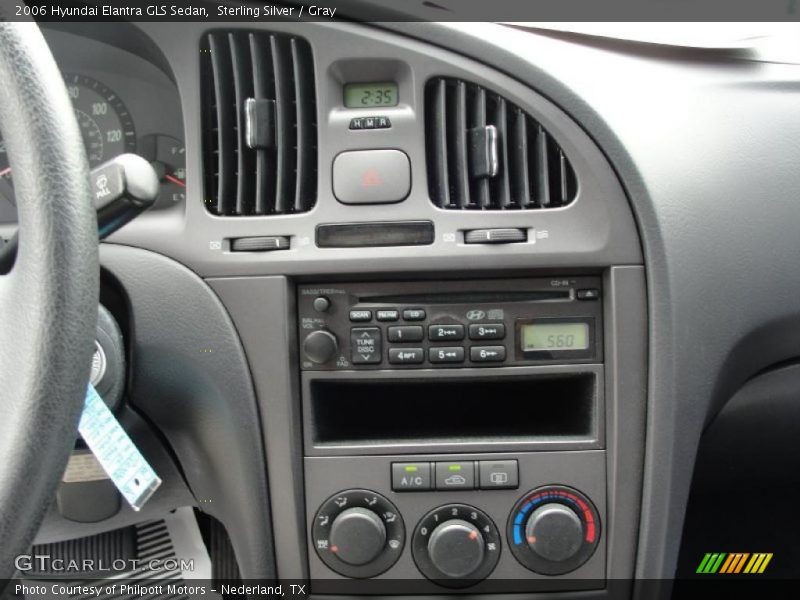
top-left (510, 109), bottom-right (531, 208)
top-left (469, 87), bottom-right (491, 209)
top-left (208, 34), bottom-right (235, 215)
top-left (291, 37), bottom-right (315, 213)
top-left (249, 33), bottom-right (274, 215)
top-left (558, 148), bottom-right (568, 204)
top-left (428, 78), bottom-right (450, 208)
top-left (270, 35), bottom-right (293, 214)
top-left (425, 77), bottom-right (577, 211)
top-left (229, 33), bottom-right (254, 215)
top-left (536, 125), bottom-right (551, 207)
top-left (451, 80), bottom-right (470, 208)
top-left (201, 30), bottom-right (316, 217)
top-left (491, 96), bottom-right (512, 209)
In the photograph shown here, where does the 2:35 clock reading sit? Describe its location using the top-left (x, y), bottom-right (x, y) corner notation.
top-left (343, 82), bottom-right (399, 108)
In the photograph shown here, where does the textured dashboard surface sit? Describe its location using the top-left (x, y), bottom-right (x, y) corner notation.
top-left (99, 21), bottom-right (642, 278)
top-left (385, 23), bottom-right (800, 581)
top-left (12, 19), bottom-right (799, 589)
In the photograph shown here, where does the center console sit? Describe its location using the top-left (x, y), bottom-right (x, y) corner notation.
top-left (297, 276), bottom-right (617, 593)
top-left (188, 20), bottom-right (649, 594)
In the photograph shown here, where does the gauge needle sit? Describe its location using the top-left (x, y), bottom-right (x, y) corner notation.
top-left (164, 174), bottom-right (186, 188)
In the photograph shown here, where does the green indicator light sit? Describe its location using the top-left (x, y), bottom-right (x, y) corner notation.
top-left (448, 465), bottom-right (462, 471)
top-left (404, 466), bottom-right (418, 472)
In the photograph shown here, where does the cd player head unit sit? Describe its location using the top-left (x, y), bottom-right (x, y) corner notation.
top-left (297, 277), bottom-right (603, 370)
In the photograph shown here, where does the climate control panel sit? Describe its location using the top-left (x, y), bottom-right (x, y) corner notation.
top-left (304, 452), bottom-right (606, 591)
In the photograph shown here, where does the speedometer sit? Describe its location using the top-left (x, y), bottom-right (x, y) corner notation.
top-left (0, 74), bottom-right (136, 204)
top-left (64, 74), bottom-right (137, 164)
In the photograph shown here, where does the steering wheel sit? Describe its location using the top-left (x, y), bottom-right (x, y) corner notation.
top-left (0, 22), bottom-right (99, 578)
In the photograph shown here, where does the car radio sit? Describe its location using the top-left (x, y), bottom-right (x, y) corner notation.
top-left (297, 277), bottom-right (603, 370)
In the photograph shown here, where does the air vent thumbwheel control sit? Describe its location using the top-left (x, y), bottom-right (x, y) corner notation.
top-left (507, 485), bottom-right (600, 575)
top-left (412, 504), bottom-right (501, 588)
top-left (312, 489), bottom-right (405, 578)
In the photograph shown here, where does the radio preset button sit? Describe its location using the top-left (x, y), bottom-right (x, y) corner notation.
top-left (468, 323), bottom-right (505, 340)
top-left (351, 328), bottom-right (382, 364)
top-left (376, 310), bottom-right (400, 322)
top-left (429, 347), bottom-right (465, 363)
top-left (470, 346), bottom-right (506, 362)
top-left (392, 463), bottom-right (432, 491)
top-left (403, 309), bottom-right (426, 321)
top-left (435, 462), bottom-right (475, 490)
top-left (429, 324), bottom-right (465, 341)
top-left (349, 310), bottom-right (372, 322)
top-left (388, 326), bottom-right (424, 343)
top-left (388, 348), bottom-right (424, 364)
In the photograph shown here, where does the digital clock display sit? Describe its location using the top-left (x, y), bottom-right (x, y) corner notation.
top-left (344, 82), bottom-right (398, 108)
top-left (520, 322), bottom-right (590, 352)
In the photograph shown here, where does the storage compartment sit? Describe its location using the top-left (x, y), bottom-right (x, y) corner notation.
top-left (310, 373), bottom-right (597, 446)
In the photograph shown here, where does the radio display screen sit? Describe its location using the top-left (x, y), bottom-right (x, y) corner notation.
top-left (344, 82), bottom-right (398, 108)
top-left (520, 322), bottom-right (589, 352)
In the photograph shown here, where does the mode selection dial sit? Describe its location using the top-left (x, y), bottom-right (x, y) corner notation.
top-left (329, 507), bottom-right (387, 566)
top-left (312, 489), bottom-right (404, 579)
top-left (412, 504), bottom-right (500, 587)
top-left (507, 485), bottom-right (600, 575)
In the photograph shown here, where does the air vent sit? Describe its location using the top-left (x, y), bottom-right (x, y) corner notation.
top-left (425, 78), bottom-right (578, 210)
top-left (201, 31), bottom-right (317, 216)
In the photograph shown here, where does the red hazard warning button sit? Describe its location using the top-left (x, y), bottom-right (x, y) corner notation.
top-left (333, 150), bottom-right (410, 204)
top-left (361, 168), bottom-right (382, 187)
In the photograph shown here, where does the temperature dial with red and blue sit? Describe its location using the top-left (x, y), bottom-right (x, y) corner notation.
top-left (507, 485), bottom-right (600, 575)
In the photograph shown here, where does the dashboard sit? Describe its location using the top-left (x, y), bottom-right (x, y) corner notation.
top-left (13, 17), bottom-right (800, 596)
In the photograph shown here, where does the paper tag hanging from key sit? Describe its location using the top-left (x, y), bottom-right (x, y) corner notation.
top-left (78, 384), bottom-right (162, 511)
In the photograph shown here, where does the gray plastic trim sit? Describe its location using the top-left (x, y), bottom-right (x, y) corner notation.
top-left (207, 275), bottom-right (308, 579)
top-left (98, 244), bottom-right (276, 579)
top-left (102, 21), bottom-right (641, 278)
top-left (371, 22), bottom-right (800, 585)
top-left (208, 265), bottom-right (646, 589)
top-left (23, 20), bottom-right (656, 590)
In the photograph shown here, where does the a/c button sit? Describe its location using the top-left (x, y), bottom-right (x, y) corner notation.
top-left (333, 150), bottom-right (411, 205)
top-left (391, 462), bottom-right (432, 491)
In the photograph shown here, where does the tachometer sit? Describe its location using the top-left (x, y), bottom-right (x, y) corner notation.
top-left (0, 74), bottom-right (136, 205)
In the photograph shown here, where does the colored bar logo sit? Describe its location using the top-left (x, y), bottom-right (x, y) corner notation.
top-left (696, 552), bottom-right (773, 574)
